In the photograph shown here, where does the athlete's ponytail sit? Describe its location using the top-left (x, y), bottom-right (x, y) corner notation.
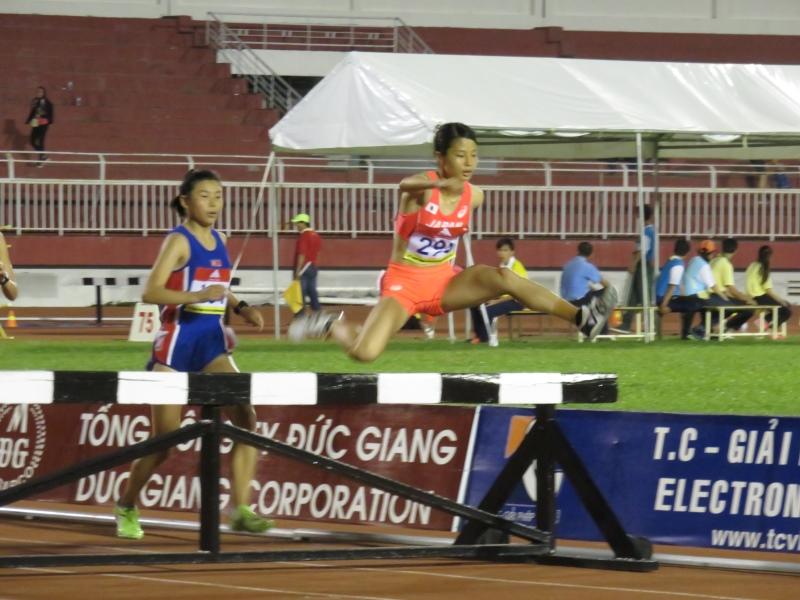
top-left (171, 168), bottom-right (222, 217)
top-left (757, 245), bottom-right (772, 285)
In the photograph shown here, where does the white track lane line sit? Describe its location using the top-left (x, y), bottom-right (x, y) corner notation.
top-left (10, 565), bottom-right (402, 600)
top-left (280, 561), bottom-right (768, 600)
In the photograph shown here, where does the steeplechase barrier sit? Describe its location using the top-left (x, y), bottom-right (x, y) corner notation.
top-left (0, 371), bottom-right (655, 571)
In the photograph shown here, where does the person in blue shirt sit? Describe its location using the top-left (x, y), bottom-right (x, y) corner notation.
top-left (655, 238), bottom-right (704, 339)
top-left (621, 205), bottom-right (655, 331)
top-left (561, 242), bottom-right (611, 335)
top-left (560, 241), bottom-right (609, 305)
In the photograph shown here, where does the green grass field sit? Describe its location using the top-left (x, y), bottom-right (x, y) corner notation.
top-left (2, 336), bottom-right (797, 416)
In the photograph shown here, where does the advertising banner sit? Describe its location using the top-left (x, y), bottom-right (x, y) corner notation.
top-left (463, 407), bottom-right (800, 554)
top-left (0, 403), bottom-right (476, 530)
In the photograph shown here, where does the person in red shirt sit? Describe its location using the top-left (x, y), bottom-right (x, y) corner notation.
top-left (291, 213), bottom-right (322, 313)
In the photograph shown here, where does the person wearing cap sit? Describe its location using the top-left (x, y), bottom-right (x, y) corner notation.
top-left (291, 213), bottom-right (322, 314)
top-left (681, 239), bottom-right (727, 338)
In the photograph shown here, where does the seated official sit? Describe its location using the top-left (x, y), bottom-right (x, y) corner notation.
top-left (655, 239), bottom-right (704, 339)
top-left (709, 237), bottom-right (756, 332)
top-left (470, 237), bottom-right (528, 344)
top-left (560, 241), bottom-right (610, 306)
top-left (681, 239), bottom-right (728, 338)
top-left (560, 241), bottom-right (611, 335)
top-left (745, 245), bottom-right (792, 329)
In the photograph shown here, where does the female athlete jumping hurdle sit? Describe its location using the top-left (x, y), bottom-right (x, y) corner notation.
top-left (289, 122), bottom-right (616, 361)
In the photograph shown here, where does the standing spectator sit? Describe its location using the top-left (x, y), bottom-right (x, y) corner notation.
top-left (621, 205), bottom-right (655, 331)
top-left (768, 160), bottom-right (792, 189)
top-left (745, 245), bottom-right (792, 329)
top-left (469, 237), bottom-right (528, 344)
top-left (710, 238), bottom-right (755, 332)
top-left (25, 86), bottom-right (54, 166)
top-left (291, 213), bottom-right (322, 314)
top-left (0, 230), bottom-right (18, 301)
top-left (655, 239), bottom-right (703, 339)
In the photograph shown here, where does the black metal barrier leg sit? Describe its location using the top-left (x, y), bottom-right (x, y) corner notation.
top-left (199, 405), bottom-right (221, 554)
top-left (549, 420), bottom-right (652, 560)
top-left (0, 422), bottom-right (208, 507)
top-left (535, 405), bottom-right (557, 551)
top-left (455, 414), bottom-right (547, 545)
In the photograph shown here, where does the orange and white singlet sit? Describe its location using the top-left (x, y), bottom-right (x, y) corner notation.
top-left (395, 171), bottom-right (472, 266)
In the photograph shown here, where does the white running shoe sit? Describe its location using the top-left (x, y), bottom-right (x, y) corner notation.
top-left (578, 286), bottom-right (618, 340)
top-left (288, 311), bottom-right (341, 342)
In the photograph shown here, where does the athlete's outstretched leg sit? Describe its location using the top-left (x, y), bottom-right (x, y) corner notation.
top-left (441, 265), bottom-right (616, 339)
top-left (442, 265), bottom-right (577, 319)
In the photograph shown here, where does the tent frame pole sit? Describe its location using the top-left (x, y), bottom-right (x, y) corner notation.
top-left (635, 133), bottom-right (652, 342)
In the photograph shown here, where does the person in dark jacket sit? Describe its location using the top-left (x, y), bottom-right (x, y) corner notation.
top-left (25, 86), bottom-right (54, 165)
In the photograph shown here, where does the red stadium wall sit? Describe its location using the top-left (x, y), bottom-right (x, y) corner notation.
top-left (10, 234), bottom-right (800, 271)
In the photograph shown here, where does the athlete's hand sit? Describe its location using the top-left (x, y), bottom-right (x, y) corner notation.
top-left (436, 177), bottom-right (464, 195)
top-left (242, 306), bottom-right (264, 331)
top-left (197, 284), bottom-right (227, 302)
top-left (658, 305), bottom-right (671, 315)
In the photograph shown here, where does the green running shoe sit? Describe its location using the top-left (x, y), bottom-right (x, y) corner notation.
top-left (230, 505), bottom-right (274, 533)
top-left (114, 505), bottom-right (144, 540)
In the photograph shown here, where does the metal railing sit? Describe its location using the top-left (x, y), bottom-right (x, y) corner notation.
top-left (206, 14), bottom-right (303, 113)
top-left (2, 181), bottom-right (798, 240)
top-left (207, 12), bottom-right (434, 54)
top-left (1, 152), bottom-right (798, 240)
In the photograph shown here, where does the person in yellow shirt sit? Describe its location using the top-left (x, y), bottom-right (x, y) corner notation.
top-left (708, 238), bottom-right (755, 332)
top-left (469, 237), bottom-right (528, 344)
top-left (745, 245), bottom-right (792, 328)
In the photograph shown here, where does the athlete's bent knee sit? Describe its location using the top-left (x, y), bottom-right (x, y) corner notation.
top-left (347, 343), bottom-right (381, 363)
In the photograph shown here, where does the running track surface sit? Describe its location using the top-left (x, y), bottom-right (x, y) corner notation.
top-left (1, 507), bottom-right (798, 600)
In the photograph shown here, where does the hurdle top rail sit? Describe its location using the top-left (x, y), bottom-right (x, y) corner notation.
top-left (2, 371), bottom-right (617, 406)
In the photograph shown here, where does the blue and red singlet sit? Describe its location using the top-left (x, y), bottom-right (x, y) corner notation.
top-left (149, 225), bottom-right (235, 372)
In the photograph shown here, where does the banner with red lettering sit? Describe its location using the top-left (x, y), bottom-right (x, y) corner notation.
top-left (0, 404), bottom-right (475, 531)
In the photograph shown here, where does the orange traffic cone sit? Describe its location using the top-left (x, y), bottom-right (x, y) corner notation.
top-left (6, 309), bottom-right (17, 328)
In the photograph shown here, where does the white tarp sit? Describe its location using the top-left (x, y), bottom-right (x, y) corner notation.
top-left (270, 52), bottom-right (800, 159)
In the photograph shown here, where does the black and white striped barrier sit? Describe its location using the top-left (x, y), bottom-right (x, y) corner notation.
top-left (2, 372), bottom-right (616, 406)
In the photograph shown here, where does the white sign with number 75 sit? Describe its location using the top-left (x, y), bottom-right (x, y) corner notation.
top-left (127, 302), bottom-right (161, 342)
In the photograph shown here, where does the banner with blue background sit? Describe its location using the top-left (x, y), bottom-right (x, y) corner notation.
top-left (463, 407), bottom-right (800, 553)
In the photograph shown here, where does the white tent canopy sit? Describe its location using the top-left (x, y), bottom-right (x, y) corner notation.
top-left (265, 52), bottom-right (800, 341)
top-left (270, 52), bottom-right (800, 159)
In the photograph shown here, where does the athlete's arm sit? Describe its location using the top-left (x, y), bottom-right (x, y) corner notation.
top-left (470, 185), bottom-right (485, 209)
top-left (399, 172), bottom-right (463, 197)
top-left (0, 232), bottom-right (18, 301)
top-left (143, 233), bottom-right (225, 305)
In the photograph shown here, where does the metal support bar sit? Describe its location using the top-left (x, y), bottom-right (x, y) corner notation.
top-left (0, 544), bottom-right (548, 569)
top-left (0, 423), bottom-right (208, 507)
top-left (199, 406), bottom-right (221, 554)
top-left (222, 424), bottom-right (550, 545)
